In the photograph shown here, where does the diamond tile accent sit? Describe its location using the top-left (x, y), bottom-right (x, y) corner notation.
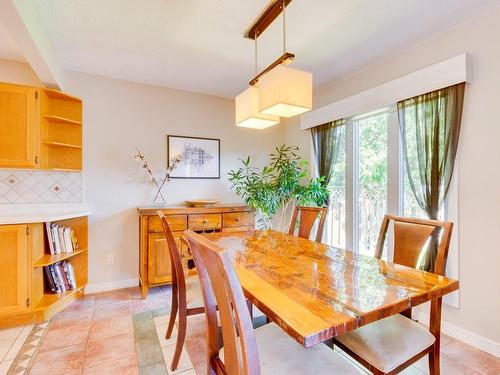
top-left (50, 184), bottom-right (62, 194)
top-left (6, 175), bottom-right (18, 187)
top-left (0, 170), bottom-right (82, 204)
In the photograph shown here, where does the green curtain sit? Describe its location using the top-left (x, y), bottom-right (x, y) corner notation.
top-left (398, 82), bottom-right (465, 271)
top-left (311, 119), bottom-right (345, 206)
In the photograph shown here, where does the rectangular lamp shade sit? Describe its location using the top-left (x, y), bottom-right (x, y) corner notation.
top-left (235, 86), bottom-right (279, 129)
top-left (258, 65), bottom-right (312, 118)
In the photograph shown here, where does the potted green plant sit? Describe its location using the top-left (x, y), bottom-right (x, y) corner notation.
top-left (228, 145), bottom-right (329, 230)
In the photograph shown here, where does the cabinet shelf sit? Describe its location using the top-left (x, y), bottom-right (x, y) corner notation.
top-left (43, 141), bottom-right (82, 149)
top-left (48, 168), bottom-right (82, 172)
top-left (44, 115), bottom-right (82, 126)
top-left (34, 286), bottom-right (84, 312)
top-left (33, 248), bottom-right (87, 268)
top-left (43, 88), bottom-right (82, 102)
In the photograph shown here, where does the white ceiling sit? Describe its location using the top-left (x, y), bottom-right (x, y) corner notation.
top-left (0, 22), bottom-right (25, 62)
top-left (26, 0), bottom-right (500, 97)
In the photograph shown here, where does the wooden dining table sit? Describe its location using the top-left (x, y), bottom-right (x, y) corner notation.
top-left (203, 229), bottom-right (459, 348)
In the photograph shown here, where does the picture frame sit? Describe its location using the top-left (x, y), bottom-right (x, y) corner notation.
top-left (167, 135), bottom-right (220, 179)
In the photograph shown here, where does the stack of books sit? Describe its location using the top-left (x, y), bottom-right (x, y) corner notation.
top-left (43, 261), bottom-right (77, 294)
top-left (45, 222), bottom-right (80, 255)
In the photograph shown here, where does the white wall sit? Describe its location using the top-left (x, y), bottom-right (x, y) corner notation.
top-left (0, 59), bottom-right (41, 86)
top-left (286, 7), bottom-right (500, 347)
top-left (62, 71), bottom-right (285, 290)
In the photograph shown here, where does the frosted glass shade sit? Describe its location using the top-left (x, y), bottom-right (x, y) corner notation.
top-left (235, 86), bottom-right (279, 129)
top-left (258, 65), bottom-right (312, 118)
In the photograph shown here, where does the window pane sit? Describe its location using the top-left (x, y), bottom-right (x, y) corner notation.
top-left (401, 107), bottom-right (445, 220)
top-left (403, 173), bottom-right (427, 218)
top-left (357, 113), bottom-right (388, 255)
top-left (328, 125), bottom-right (346, 248)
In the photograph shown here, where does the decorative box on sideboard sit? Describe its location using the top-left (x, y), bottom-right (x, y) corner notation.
top-left (137, 204), bottom-right (255, 298)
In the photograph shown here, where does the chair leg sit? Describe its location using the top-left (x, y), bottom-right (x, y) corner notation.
top-left (246, 300), bottom-right (253, 319)
top-left (171, 305), bottom-right (187, 371)
top-left (428, 343), bottom-right (440, 375)
top-left (166, 287), bottom-right (178, 339)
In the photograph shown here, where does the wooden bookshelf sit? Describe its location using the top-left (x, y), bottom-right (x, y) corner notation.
top-left (33, 248), bottom-right (88, 268)
top-left (32, 216), bottom-right (88, 322)
top-left (0, 214), bottom-right (89, 328)
top-left (40, 88), bottom-right (83, 171)
top-left (34, 286), bottom-right (85, 312)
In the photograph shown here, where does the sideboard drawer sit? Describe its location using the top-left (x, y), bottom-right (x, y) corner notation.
top-left (149, 214), bottom-right (187, 233)
top-left (188, 214), bottom-right (222, 230)
top-left (223, 211), bottom-right (255, 228)
top-left (222, 226), bottom-right (254, 232)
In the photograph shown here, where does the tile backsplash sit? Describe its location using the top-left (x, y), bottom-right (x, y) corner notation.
top-left (0, 170), bottom-right (82, 204)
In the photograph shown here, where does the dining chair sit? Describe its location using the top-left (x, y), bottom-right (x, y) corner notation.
top-left (157, 211), bottom-right (205, 371)
top-left (334, 214), bottom-right (454, 375)
top-left (288, 205), bottom-right (327, 242)
top-left (183, 229), bottom-right (361, 375)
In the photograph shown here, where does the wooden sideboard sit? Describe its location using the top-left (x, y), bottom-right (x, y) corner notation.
top-left (138, 204), bottom-right (255, 298)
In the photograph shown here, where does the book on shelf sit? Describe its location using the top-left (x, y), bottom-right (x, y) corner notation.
top-left (43, 261), bottom-right (77, 294)
top-left (44, 221), bottom-right (80, 255)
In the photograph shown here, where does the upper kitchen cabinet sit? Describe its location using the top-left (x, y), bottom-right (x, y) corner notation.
top-left (0, 82), bottom-right (83, 171)
top-left (0, 83), bottom-right (39, 168)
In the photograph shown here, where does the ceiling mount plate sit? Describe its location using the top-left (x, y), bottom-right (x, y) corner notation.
top-left (244, 0), bottom-right (293, 40)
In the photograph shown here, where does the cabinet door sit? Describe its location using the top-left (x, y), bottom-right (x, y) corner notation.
top-left (0, 225), bottom-right (28, 316)
top-left (147, 233), bottom-right (173, 285)
top-left (0, 84), bottom-right (38, 168)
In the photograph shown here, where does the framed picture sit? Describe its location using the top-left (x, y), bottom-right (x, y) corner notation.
top-left (167, 135), bottom-right (220, 179)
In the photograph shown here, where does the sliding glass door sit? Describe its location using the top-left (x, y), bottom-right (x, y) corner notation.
top-left (354, 111), bottom-right (389, 255)
top-left (326, 108), bottom-right (401, 257)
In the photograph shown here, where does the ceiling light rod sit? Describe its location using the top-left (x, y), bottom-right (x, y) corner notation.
top-left (243, 0), bottom-right (292, 40)
top-left (282, 0), bottom-right (286, 53)
top-left (249, 52), bottom-right (295, 86)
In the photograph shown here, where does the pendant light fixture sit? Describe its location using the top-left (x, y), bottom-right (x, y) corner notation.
top-left (258, 64), bottom-right (312, 117)
top-left (235, 0), bottom-right (312, 128)
top-left (256, 1), bottom-right (312, 117)
top-left (235, 33), bottom-right (279, 129)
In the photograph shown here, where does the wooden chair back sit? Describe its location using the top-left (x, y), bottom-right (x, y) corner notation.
top-left (288, 205), bottom-right (328, 242)
top-left (375, 215), bottom-right (453, 275)
top-left (157, 211), bottom-right (186, 294)
top-left (183, 230), bottom-right (260, 375)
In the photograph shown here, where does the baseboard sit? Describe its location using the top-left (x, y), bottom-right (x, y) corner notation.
top-left (85, 278), bottom-right (139, 294)
top-left (415, 311), bottom-right (500, 358)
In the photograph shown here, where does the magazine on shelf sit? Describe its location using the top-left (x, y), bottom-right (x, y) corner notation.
top-left (45, 222), bottom-right (55, 255)
top-left (44, 261), bottom-right (77, 294)
top-left (45, 222), bottom-right (79, 254)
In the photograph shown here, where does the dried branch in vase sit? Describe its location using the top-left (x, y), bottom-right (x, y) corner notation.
top-left (134, 147), bottom-right (182, 205)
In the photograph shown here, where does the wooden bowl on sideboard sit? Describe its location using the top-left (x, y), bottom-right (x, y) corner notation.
top-left (184, 200), bottom-right (220, 207)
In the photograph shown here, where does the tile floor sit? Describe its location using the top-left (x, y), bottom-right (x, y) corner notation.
top-left (0, 286), bottom-right (497, 374)
top-left (0, 325), bottom-right (33, 374)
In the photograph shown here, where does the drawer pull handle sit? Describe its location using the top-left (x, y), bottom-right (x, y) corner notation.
top-left (203, 220), bottom-right (208, 224)
top-left (235, 218), bottom-right (240, 221)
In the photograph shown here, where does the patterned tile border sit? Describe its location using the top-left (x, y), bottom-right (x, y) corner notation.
top-left (7, 322), bottom-right (49, 375)
top-left (0, 170), bottom-right (82, 204)
top-left (133, 308), bottom-right (170, 375)
top-left (132, 307), bottom-right (268, 375)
